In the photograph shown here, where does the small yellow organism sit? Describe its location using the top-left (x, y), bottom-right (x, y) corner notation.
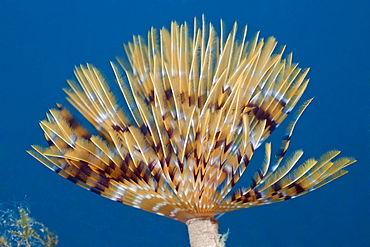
top-left (0, 206), bottom-right (58, 247)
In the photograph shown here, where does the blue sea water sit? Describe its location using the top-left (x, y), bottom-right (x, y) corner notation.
top-left (0, 0), bottom-right (368, 246)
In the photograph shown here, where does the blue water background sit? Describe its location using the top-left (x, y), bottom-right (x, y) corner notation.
top-left (0, 0), bottom-right (368, 246)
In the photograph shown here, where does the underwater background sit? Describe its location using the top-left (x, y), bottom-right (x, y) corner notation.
top-left (0, 0), bottom-right (368, 246)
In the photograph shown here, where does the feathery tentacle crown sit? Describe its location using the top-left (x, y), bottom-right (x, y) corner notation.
top-left (29, 17), bottom-right (355, 223)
